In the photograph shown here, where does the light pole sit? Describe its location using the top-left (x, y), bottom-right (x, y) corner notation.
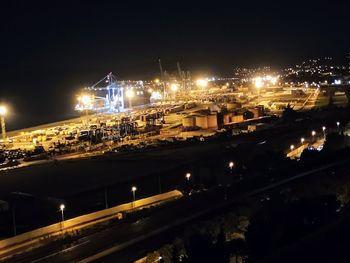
top-left (131, 186), bottom-right (137, 206)
top-left (78, 94), bottom-right (92, 124)
top-left (311, 130), bottom-right (316, 142)
top-left (300, 137), bottom-right (305, 145)
top-left (336, 121), bottom-right (340, 130)
top-left (229, 161), bottom-right (234, 170)
top-left (196, 79), bottom-right (208, 89)
top-left (170, 83), bottom-right (178, 100)
top-left (104, 187), bottom-right (109, 209)
top-left (254, 77), bottom-right (263, 104)
top-left (322, 126), bottom-right (326, 139)
top-left (290, 144), bottom-right (294, 151)
top-left (0, 106), bottom-right (7, 143)
top-left (185, 172), bottom-right (191, 181)
top-left (60, 204), bottom-right (65, 229)
top-left (126, 89), bottom-right (134, 108)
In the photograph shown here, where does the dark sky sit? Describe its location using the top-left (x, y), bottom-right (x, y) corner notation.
top-left (0, 1), bottom-right (349, 129)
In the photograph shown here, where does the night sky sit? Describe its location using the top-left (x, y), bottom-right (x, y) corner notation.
top-left (0, 1), bottom-right (349, 130)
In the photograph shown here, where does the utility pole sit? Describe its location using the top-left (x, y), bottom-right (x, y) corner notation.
top-left (104, 187), bottom-right (109, 209)
top-left (158, 59), bottom-right (166, 100)
top-left (1, 116), bottom-right (5, 142)
top-left (176, 62), bottom-right (182, 89)
top-left (0, 106), bottom-right (7, 143)
top-left (12, 205), bottom-right (16, 236)
top-left (158, 175), bottom-right (162, 194)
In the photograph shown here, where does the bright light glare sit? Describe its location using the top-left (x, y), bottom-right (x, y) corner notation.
top-left (150, 91), bottom-right (163, 100)
top-left (271, 76), bottom-right (278, 85)
top-left (81, 95), bottom-right (92, 105)
top-left (170, 83), bottom-right (178, 92)
top-left (131, 186), bottom-right (137, 192)
top-left (196, 79), bottom-right (208, 88)
top-left (229, 161), bottom-right (234, 168)
top-left (126, 89), bottom-right (135, 98)
top-left (254, 77), bottom-right (263, 88)
top-left (311, 131), bottom-right (316, 136)
top-left (60, 204), bottom-right (65, 211)
top-left (186, 173), bottom-right (191, 179)
top-left (0, 106), bottom-right (7, 116)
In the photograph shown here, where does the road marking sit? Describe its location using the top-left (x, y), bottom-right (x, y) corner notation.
top-left (30, 240), bottom-right (90, 263)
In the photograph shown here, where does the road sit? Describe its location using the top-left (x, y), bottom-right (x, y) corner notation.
top-left (3, 156), bottom-right (349, 263)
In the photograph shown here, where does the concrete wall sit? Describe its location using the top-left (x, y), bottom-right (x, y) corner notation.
top-left (0, 190), bottom-right (182, 253)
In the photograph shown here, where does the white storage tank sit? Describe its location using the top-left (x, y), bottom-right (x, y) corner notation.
top-left (207, 114), bottom-right (218, 128)
top-left (182, 116), bottom-right (195, 127)
top-left (195, 115), bottom-right (208, 129)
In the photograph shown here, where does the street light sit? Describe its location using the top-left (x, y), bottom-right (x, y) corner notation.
top-left (336, 121), bottom-right (340, 129)
top-left (170, 83), bottom-right (178, 92)
top-left (0, 105), bottom-right (7, 143)
top-left (229, 161), bottom-right (234, 170)
top-left (254, 77), bottom-right (263, 104)
top-left (170, 83), bottom-right (178, 100)
top-left (80, 94), bottom-right (91, 106)
top-left (126, 89), bottom-right (135, 108)
top-left (270, 76), bottom-right (279, 85)
top-left (254, 77), bottom-right (263, 89)
top-left (59, 204), bottom-right (65, 228)
top-left (311, 130), bottom-right (316, 137)
top-left (131, 186), bottom-right (137, 203)
top-left (322, 126), bottom-right (326, 139)
top-left (185, 172), bottom-right (191, 181)
top-left (300, 137), bottom-right (305, 144)
top-left (290, 144), bottom-right (294, 151)
top-left (77, 94), bottom-right (92, 122)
